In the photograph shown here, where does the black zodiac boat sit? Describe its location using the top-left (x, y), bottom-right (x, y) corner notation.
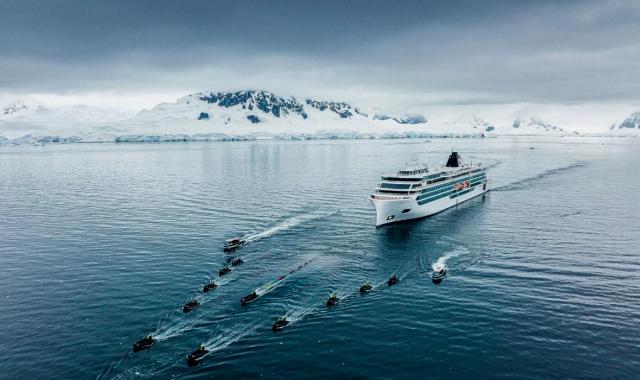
top-left (203, 281), bottom-right (217, 292)
top-left (387, 275), bottom-right (399, 286)
top-left (219, 266), bottom-right (232, 276)
top-left (182, 299), bottom-right (200, 313)
top-left (133, 335), bottom-right (156, 352)
top-left (230, 257), bottom-right (244, 266)
top-left (359, 283), bottom-right (373, 293)
top-left (241, 291), bottom-right (258, 306)
top-left (432, 267), bottom-right (447, 284)
top-left (272, 317), bottom-right (289, 332)
top-left (326, 293), bottom-right (339, 307)
top-left (187, 344), bottom-right (209, 366)
top-left (223, 238), bottom-right (245, 253)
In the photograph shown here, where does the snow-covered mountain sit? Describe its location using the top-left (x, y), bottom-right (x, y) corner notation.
top-left (2, 100), bottom-right (36, 116)
top-left (470, 117), bottom-right (495, 133)
top-left (1, 95), bottom-right (46, 118)
top-left (0, 94), bottom-right (133, 141)
top-left (112, 90), bottom-right (435, 142)
top-left (1, 90), bottom-right (637, 145)
top-left (510, 117), bottom-right (567, 135)
top-left (609, 111), bottom-right (640, 134)
top-left (136, 90), bottom-right (425, 127)
top-left (372, 113), bottom-right (426, 124)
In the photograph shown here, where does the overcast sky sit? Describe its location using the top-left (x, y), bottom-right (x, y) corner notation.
top-left (1, 0), bottom-right (639, 110)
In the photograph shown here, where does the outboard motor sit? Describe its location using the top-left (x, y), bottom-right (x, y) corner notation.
top-left (446, 152), bottom-right (461, 168)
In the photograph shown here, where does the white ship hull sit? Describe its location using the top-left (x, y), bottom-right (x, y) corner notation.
top-left (370, 183), bottom-right (489, 227)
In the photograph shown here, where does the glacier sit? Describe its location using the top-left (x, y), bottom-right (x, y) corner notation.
top-left (1, 90), bottom-right (639, 145)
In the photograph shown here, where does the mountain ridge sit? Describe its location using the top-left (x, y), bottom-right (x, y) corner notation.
top-left (611, 110), bottom-right (640, 130)
top-left (1, 89), bottom-right (639, 144)
top-left (167, 90), bottom-right (427, 125)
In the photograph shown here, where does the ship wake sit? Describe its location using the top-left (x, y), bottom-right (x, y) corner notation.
top-left (493, 162), bottom-right (587, 192)
top-left (243, 209), bottom-right (339, 242)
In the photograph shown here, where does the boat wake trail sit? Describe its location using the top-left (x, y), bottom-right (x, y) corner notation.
top-left (284, 305), bottom-right (317, 324)
top-left (203, 324), bottom-right (257, 354)
top-left (467, 157), bottom-right (502, 170)
top-left (154, 320), bottom-right (192, 341)
top-left (484, 159), bottom-right (503, 170)
top-left (493, 162), bottom-right (587, 192)
top-left (372, 278), bottom-right (389, 289)
top-left (431, 250), bottom-right (460, 271)
top-left (243, 209), bottom-right (339, 242)
top-left (419, 241), bottom-right (470, 273)
top-left (560, 210), bottom-right (582, 217)
top-left (254, 259), bottom-right (314, 297)
top-left (336, 288), bottom-right (355, 300)
top-left (213, 274), bottom-right (234, 286)
top-left (255, 277), bottom-right (286, 297)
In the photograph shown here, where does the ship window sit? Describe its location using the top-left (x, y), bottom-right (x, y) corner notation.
top-left (401, 209), bottom-right (411, 213)
top-left (379, 183), bottom-right (412, 190)
top-left (386, 215), bottom-right (395, 220)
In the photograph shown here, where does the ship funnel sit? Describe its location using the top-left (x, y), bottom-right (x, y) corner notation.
top-left (445, 152), bottom-right (461, 168)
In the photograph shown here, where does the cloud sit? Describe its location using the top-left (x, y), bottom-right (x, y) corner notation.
top-left (0, 0), bottom-right (639, 109)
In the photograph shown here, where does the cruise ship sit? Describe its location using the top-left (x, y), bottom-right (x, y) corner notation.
top-left (369, 152), bottom-right (488, 227)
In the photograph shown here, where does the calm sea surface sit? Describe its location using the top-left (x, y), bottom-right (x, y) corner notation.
top-left (0, 137), bottom-right (639, 379)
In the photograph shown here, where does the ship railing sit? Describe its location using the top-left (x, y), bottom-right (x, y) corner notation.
top-left (370, 194), bottom-right (413, 200)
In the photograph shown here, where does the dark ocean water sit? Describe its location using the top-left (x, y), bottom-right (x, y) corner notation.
top-left (0, 137), bottom-right (639, 379)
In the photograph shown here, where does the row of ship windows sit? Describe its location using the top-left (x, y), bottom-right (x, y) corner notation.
top-left (382, 170), bottom-right (484, 184)
top-left (418, 187), bottom-right (453, 204)
top-left (450, 187), bottom-right (475, 199)
top-left (417, 180), bottom-right (485, 205)
top-left (419, 174), bottom-right (486, 196)
top-left (417, 188), bottom-right (443, 201)
top-left (424, 171), bottom-right (483, 186)
top-left (418, 189), bottom-right (453, 205)
top-left (381, 173), bottom-right (443, 182)
top-left (379, 182), bottom-right (412, 190)
top-left (380, 172), bottom-right (486, 192)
